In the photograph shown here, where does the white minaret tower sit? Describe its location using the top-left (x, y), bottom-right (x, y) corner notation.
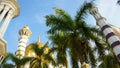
top-left (15, 26), bottom-right (32, 59)
top-left (0, 0), bottom-right (20, 65)
top-left (90, 6), bottom-right (120, 61)
top-left (0, 0), bottom-right (20, 37)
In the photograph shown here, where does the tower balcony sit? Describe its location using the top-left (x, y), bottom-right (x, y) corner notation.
top-left (0, 0), bottom-right (20, 18)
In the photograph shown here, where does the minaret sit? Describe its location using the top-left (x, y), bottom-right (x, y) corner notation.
top-left (15, 26), bottom-right (32, 59)
top-left (0, 0), bottom-right (20, 37)
top-left (89, 6), bottom-right (120, 61)
top-left (0, 0), bottom-right (20, 65)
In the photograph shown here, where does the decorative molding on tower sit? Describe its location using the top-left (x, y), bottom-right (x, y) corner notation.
top-left (15, 26), bottom-right (32, 59)
top-left (0, 0), bottom-right (20, 37)
top-left (0, 0), bottom-right (20, 18)
top-left (90, 5), bottom-right (120, 61)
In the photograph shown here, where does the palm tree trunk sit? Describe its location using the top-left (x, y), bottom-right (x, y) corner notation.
top-left (71, 57), bottom-right (79, 68)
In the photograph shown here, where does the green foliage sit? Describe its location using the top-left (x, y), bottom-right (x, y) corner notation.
top-left (29, 43), bottom-right (56, 68)
top-left (45, 1), bottom-right (108, 68)
top-left (98, 52), bottom-right (120, 68)
top-left (0, 53), bottom-right (33, 68)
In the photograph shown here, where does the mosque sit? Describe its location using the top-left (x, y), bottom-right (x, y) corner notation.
top-left (15, 25), bottom-right (55, 68)
top-left (0, 0), bottom-right (55, 67)
top-left (0, 0), bottom-right (54, 67)
top-left (0, 0), bottom-right (120, 68)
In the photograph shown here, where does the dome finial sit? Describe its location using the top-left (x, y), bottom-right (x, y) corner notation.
top-left (24, 25), bottom-right (29, 29)
top-left (38, 35), bottom-right (40, 43)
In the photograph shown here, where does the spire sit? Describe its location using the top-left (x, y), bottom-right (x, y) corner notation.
top-left (38, 35), bottom-right (40, 43)
top-left (24, 25), bottom-right (29, 30)
top-left (37, 35), bottom-right (45, 48)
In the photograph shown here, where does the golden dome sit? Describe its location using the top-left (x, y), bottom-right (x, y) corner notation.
top-left (24, 35), bottom-right (51, 57)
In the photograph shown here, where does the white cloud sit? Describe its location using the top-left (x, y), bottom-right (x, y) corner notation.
top-left (35, 14), bottom-right (45, 24)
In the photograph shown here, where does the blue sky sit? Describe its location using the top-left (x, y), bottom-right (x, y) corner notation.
top-left (4, 0), bottom-right (86, 53)
top-left (3, 0), bottom-right (120, 67)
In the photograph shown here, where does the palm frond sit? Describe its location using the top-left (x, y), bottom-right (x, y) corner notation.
top-left (31, 43), bottom-right (48, 56)
top-left (46, 15), bottom-right (73, 34)
top-left (20, 57), bottom-right (34, 65)
top-left (1, 64), bottom-right (15, 68)
top-left (57, 51), bottom-right (68, 68)
top-left (45, 1), bottom-right (107, 68)
top-left (7, 53), bottom-right (20, 65)
top-left (88, 46), bottom-right (96, 67)
top-left (1, 53), bottom-right (10, 65)
top-left (75, 2), bottom-right (91, 22)
top-left (98, 53), bottom-right (120, 68)
top-left (44, 53), bottom-right (56, 66)
top-left (53, 7), bottom-right (73, 23)
top-left (43, 63), bottom-right (49, 68)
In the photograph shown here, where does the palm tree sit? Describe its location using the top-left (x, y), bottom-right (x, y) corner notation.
top-left (0, 64), bottom-right (15, 68)
top-left (0, 54), bottom-right (13, 68)
top-left (98, 52), bottom-right (120, 68)
top-left (4, 53), bottom-right (33, 68)
top-left (29, 42), bottom-right (56, 68)
top-left (0, 56), bottom-right (15, 68)
top-left (97, 43), bottom-right (120, 68)
top-left (49, 34), bottom-right (68, 68)
top-left (45, 2), bottom-right (107, 68)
